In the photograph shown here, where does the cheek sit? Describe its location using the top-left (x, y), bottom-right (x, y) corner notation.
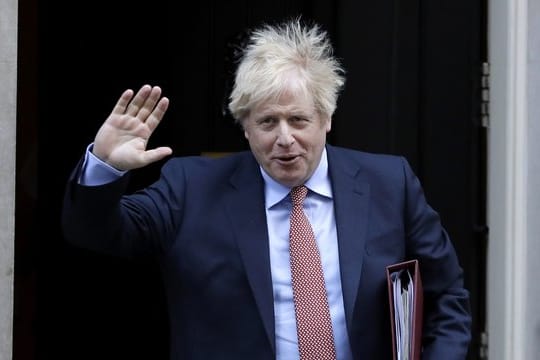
top-left (246, 131), bottom-right (274, 151)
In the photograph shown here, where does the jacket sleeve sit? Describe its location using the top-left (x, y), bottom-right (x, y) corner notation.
top-left (61, 156), bottom-right (185, 258)
top-left (400, 157), bottom-right (472, 359)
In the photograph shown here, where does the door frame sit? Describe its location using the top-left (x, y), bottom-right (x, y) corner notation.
top-left (487, 0), bottom-right (531, 358)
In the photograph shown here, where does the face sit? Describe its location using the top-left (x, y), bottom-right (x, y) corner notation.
top-left (243, 88), bottom-right (331, 187)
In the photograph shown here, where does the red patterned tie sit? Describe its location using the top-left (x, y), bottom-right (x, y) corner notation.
top-left (289, 185), bottom-right (337, 360)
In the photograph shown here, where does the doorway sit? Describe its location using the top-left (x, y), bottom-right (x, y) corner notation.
top-left (15, 1), bottom-right (487, 358)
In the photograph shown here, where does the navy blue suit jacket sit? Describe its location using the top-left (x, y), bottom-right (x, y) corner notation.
top-left (62, 144), bottom-right (471, 359)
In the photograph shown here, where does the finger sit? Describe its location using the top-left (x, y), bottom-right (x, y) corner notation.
top-left (110, 89), bottom-right (135, 115)
top-left (137, 86), bottom-right (164, 122)
top-left (145, 97), bottom-right (169, 132)
top-left (125, 84), bottom-right (153, 116)
top-left (143, 146), bottom-right (173, 164)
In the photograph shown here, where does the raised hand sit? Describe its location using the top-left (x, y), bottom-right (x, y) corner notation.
top-left (93, 85), bottom-right (173, 171)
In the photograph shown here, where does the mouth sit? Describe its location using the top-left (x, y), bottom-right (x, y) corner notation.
top-left (274, 154), bottom-right (300, 164)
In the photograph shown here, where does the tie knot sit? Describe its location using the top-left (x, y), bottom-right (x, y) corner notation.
top-left (290, 185), bottom-right (308, 206)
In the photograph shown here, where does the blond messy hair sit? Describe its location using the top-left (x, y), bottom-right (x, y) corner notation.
top-left (228, 18), bottom-right (346, 124)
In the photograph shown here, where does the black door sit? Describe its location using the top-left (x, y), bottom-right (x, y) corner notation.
top-left (15, 0), bottom-right (487, 359)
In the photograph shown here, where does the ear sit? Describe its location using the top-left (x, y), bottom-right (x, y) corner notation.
top-left (238, 118), bottom-right (249, 139)
top-left (324, 116), bottom-right (332, 132)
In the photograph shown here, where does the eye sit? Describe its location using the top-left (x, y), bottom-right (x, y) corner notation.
top-left (261, 117), bottom-right (276, 124)
top-left (256, 116), bottom-right (277, 129)
top-left (289, 116), bottom-right (309, 127)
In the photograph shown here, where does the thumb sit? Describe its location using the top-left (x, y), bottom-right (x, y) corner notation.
top-left (143, 147), bottom-right (173, 164)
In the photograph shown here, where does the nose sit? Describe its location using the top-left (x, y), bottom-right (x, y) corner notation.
top-left (276, 121), bottom-right (295, 147)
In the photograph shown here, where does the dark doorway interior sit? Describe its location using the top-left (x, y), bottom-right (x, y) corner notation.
top-left (15, 1), bottom-right (487, 359)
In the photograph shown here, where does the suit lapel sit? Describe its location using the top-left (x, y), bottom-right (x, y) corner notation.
top-left (223, 154), bottom-right (276, 352)
top-left (221, 148), bottom-right (369, 350)
top-left (326, 145), bottom-right (370, 332)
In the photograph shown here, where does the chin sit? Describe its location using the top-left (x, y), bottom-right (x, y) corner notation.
top-left (277, 176), bottom-right (305, 188)
top-left (267, 165), bottom-right (307, 186)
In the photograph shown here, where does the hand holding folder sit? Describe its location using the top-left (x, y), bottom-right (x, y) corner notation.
top-left (386, 259), bottom-right (423, 360)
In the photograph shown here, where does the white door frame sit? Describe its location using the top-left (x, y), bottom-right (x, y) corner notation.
top-left (487, 0), bottom-right (530, 358)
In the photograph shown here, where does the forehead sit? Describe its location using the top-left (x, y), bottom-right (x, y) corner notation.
top-left (254, 84), bottom-right (315, 114)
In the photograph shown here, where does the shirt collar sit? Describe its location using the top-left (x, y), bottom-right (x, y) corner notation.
top-left (260, 147), bottom-right (333, 209)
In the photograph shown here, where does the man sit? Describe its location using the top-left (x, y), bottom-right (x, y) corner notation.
top-left (62, 18), bottom-right (472, 359)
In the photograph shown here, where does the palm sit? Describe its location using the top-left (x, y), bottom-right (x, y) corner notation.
top-left (93, 85), bottom-right (172, 171)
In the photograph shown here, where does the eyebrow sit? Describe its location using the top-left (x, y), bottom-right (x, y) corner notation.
top-left (256, 107), bottom-right (313, 117)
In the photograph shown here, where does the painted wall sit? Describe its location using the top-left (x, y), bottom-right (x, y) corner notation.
top-left (525, 1), bottom-right (540, 358)
top-left (0, 0), bottom-right (17, 359)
